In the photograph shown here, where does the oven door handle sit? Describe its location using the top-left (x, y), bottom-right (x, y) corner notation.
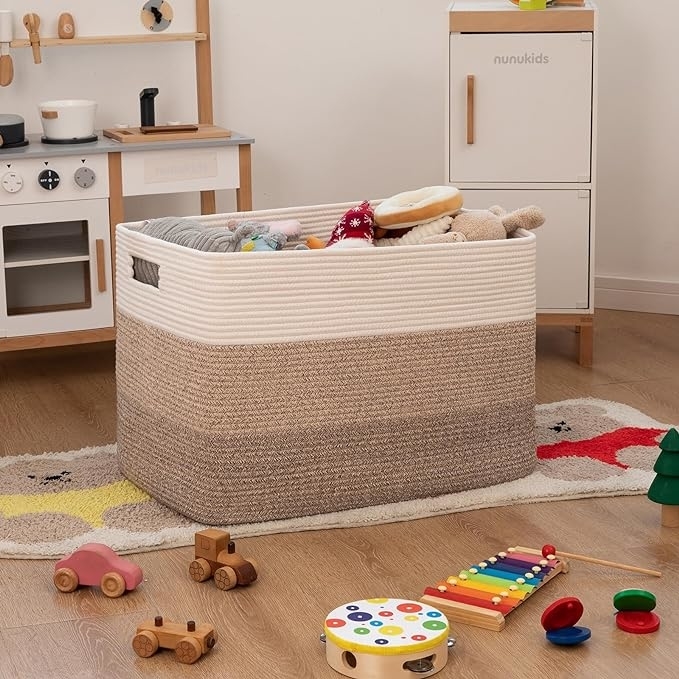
top-left (95, 239), bottom-right (107, 293)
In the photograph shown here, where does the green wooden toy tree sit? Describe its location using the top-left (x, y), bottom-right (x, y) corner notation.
top-left (648, 428), bottom-right (679, 527)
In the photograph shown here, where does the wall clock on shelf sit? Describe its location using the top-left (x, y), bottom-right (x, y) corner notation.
top-left (141, 1), bottom-right (174, 32)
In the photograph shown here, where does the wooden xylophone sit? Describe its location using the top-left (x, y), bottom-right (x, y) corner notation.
top-left (420, 546), bottom-right (568, 631)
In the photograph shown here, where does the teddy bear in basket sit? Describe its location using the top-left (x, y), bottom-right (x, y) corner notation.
top-left (311, 187), bottom-right (545, 249)
top-left (422, 204), bottom-right (546, 244)
top-left (373, 186), bottom-right (546, 245)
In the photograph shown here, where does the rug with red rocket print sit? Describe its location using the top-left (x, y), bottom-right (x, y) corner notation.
top-left (0, 398), bottom-right (671, 558)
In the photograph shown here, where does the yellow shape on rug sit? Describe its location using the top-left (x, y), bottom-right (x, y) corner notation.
top-left (0, 480), bottom-right (151, 528)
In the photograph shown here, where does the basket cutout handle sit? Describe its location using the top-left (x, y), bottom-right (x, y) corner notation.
top-left (132, 256), bottom-right (160, 288)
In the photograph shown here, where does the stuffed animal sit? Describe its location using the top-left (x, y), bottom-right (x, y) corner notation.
top-left (374, 216), bottom-right (453, 247)
top-left (240, 231), bottom-right (288, 252)
top-left (325, 200), bottom-right (375, 249)
top-left (423, 205), bottom-right (545, 244)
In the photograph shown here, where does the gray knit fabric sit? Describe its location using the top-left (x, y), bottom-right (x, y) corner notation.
top-left (131, 217), bottom-right (270, 287)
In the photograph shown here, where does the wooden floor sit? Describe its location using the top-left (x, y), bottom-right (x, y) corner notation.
top-left (1, 309), bottom-right (678, 679)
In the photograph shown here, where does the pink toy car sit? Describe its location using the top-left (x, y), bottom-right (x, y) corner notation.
top-left (53, 543), bottom-right (143, 598)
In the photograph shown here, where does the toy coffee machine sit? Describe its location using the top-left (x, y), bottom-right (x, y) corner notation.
top-left (138, 87), bottom-right (197, 135)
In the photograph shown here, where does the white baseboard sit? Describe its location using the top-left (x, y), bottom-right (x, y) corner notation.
top-left (595, 276), bottom-right (679, 315)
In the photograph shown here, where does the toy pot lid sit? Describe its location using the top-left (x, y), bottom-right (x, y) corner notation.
top-left (0, 114), bottom-right (28, 148)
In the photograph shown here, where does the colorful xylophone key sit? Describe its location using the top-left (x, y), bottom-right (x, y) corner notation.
top-left (420, 546), bottom-right (568, 631)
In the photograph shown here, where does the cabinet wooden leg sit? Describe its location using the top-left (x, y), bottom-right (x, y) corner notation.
top-left (577, 322), bottom-right (593, 367)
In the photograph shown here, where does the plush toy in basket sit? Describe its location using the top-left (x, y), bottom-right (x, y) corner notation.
top-left (423, 204), bottom-right (546, 244)
top-left (308, 186), bottom-right (545, 249)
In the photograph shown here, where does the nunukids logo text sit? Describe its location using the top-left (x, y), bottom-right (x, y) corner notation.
top-left (494, 52), bottom-right (549, 64)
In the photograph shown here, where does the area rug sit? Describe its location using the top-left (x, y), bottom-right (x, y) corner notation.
top-left (0, 398), bottom-right (672, 559)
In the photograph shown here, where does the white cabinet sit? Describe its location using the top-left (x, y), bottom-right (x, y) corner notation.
top-left (449, 32), bottom-right (593, 183)
top-left (447, 0), bottom-right (597, 365)
top-left (461, 189), bottom-right (591, 311)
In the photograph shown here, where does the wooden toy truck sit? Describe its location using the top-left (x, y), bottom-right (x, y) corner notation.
top-left (132, 616), bottom-right (216, 664)
top-left (189, 528), bottom-right (258, 590)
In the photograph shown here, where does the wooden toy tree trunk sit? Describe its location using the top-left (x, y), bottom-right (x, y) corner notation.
top-left (661, 505), bottom-right (679, 528)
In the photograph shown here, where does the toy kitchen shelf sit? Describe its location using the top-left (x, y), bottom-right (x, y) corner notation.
top-left (0, 0), bottom-right (255, 352)
top-left (10, 32), bottom-right (206, 47)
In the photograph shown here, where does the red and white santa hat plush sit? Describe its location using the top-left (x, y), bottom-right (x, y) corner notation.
top-left (325, 200), bottom-right (375, 249)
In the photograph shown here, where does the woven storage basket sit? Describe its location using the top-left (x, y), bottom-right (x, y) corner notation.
top-left (116, 201), bottom-right (537, 525)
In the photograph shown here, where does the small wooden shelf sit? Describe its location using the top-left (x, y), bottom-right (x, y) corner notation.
top-left (7, 299), bottom-right (91, 316)
top-left (3, 234), bottom-right (89, 268)
top-left (10, 32), bottom-right (207, 48)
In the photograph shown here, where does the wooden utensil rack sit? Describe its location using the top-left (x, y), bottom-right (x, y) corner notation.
top-left (11, 32), bottom-right (206, 47)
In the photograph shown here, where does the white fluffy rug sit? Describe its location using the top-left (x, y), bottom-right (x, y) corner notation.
top-left (0, 398), bottom-right (671, 559)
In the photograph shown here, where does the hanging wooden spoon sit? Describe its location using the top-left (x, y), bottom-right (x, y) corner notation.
top-left (23, 13), bottom-right (41, 64)
top-left (0, 43), bottom-right (12, 86)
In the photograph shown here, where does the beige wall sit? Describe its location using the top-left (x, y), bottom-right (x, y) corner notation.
top-left (3, 0), bottom-right (677, 309)
top-left (592, 0), bottom-right (679, 311)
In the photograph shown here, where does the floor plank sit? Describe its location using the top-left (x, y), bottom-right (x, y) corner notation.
top-left (2, 310), bottom-right (679, 678)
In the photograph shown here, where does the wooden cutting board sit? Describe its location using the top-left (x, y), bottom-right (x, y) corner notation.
top-left (103, 124), bottom-right (231, 143)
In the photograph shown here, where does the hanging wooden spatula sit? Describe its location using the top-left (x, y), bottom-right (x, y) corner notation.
top-left (0, 43), bottom-right (12, 86)
top-left (23, 12), bottom-right (41, 64)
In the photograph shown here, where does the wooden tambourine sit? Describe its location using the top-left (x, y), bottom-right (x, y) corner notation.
top-left (321, 598), bottom-right (454, 678)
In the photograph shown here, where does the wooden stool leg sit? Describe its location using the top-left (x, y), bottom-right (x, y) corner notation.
top-left (577, 322), bottom-right (593, 367)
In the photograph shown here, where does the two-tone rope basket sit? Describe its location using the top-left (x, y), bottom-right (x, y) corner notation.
top-left (115, 201), bottom-right (537, 525)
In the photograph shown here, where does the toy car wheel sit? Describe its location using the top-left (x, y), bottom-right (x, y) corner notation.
top-left (175, 636), bottom-right (202, 664)
top-left (246, 557), bottom-right (259, 574)
top-left (189, 558), bottom-right (212, 582)
top-left (132, 631), bottom-right (159, 658)
top-left (53, 567), bottom-right (79, 593)
top-left (214, 566), bottom-right (237, 591)
top-left (100, 571), bottom-right (126, 598)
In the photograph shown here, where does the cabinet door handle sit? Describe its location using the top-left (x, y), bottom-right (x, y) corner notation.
top-left (466, 74), bottom-right (475, 144)
top-left (95, 238), bottom-right (107, 293)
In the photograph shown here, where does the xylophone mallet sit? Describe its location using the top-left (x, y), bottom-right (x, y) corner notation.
top-left (541, 544), bottom-right (662, 578)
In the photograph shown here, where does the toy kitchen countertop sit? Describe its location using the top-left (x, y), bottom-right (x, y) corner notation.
top-left (0, 130), bottom-right (255, 214)
top-left (0, 130), bottom-right (254, 160)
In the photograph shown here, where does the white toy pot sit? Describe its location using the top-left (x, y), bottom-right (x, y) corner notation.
top-left (38, 99), bottom-right (97, 140)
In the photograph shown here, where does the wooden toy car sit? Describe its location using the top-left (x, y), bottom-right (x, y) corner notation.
top-left (53, 543), bottom-right (143, 598)
top-left (133, 616), bottom-right (216, 664)
top-left (189, 528), bottom-right (257, 590)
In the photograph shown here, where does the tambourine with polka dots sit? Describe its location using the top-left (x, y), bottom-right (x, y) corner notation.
top-left (321, 598), bottom-right (454, 678)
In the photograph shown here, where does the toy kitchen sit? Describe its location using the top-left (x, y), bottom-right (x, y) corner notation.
top-left (0, 0), bottom-right (254, 352)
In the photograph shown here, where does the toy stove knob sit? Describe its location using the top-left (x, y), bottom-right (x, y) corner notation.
top-left (74, 166), bottom-right (96, 189)
top-left (1, 171), bottom-right (23, 193)
top-left (38, 168), bottom-right (60, 191)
